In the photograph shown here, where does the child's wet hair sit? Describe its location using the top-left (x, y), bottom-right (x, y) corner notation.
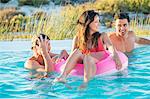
top-left (38, 33), bottom-right (50, 41)
top-left (31, 33), bottom-right (50, 49)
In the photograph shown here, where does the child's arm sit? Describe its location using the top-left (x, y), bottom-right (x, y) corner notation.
top-left (37, 36), bottom-right (54, 72)
top-left (49, 52), bottom-right (58, 57)
top-left (59, 50), bottom-right (69, 59)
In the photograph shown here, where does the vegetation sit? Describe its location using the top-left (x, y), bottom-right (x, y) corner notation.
top-left (18, 0), bottom-right (50, 7)
top-left (130, 16), bottom-right (150, 36)
top-left (95, 0), bottom-right (150, 14)
top-left (0, 0), bottom-right (149, 40)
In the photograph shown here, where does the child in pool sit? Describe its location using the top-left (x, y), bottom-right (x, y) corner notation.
top-left (25, 33), bottom-right (69, 78)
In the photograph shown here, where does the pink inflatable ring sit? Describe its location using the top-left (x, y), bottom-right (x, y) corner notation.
top-left (55, 51), bottom-right (128, 76)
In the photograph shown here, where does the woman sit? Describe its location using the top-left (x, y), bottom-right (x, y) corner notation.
top-left (54, 10), bottom-right (122, 89)
top-left (25, 33), bottom-right (69, 78)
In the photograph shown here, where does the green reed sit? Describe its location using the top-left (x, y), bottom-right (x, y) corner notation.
top-left (0, 1), bottom-right (150, 40)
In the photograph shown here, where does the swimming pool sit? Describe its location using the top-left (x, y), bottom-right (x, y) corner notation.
top-left (0, 40), bottom-right (150, 98)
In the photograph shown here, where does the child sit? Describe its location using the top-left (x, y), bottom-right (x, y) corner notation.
top-left (25, 33), bottom-right (69, 78)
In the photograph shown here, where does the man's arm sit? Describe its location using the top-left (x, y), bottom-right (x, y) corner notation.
top-left (135, 37), bottom-right (150, 44)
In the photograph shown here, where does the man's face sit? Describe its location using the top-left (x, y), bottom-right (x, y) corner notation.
top-left (115, 19), bottom-right (129, 37)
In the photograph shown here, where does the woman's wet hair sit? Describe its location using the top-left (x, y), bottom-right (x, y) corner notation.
top-left (77, 10), bottom-right (100, 26)
top-left (76, 10), bottom-right (101, 50)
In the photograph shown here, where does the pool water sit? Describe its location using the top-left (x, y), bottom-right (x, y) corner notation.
top-left (0, 40), bottom-right (150, 98)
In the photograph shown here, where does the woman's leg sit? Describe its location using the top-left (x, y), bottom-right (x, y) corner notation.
top-left (79, 51), bottom-right (106, 89)
top-left (54, 49), bottom-right (84, 82)
top-left (83, 55), bottom-right (97, 83)
top-left (79, 55), bottom-right (97, 89)
top-left (83, 51), bottom-right (106, 81)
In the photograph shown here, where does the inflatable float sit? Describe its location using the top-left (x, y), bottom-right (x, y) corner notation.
top-left (55, 51), bottom-right (128, 76)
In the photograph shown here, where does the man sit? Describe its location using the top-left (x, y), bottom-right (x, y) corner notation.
top-left (108, 13), bottom-right (150, 52)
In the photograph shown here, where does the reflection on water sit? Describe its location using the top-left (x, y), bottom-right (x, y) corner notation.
top-left (0, 40), bottom-right (150, 98)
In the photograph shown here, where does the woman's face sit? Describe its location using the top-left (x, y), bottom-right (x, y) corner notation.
top-left (89, 15), bottom-right (100, 35)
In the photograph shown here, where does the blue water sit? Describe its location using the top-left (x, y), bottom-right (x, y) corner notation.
top-left (0, 40), bottom-right (150, 98)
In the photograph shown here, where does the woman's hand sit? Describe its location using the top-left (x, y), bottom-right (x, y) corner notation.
top-left (113, 54), bottom-right (122, 70)
top-left (103, 33), bottom-right (122, 70)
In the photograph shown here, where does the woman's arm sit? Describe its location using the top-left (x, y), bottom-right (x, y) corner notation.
top-left (102, 33), bottom-right (122, 70)
top-left (71, 36), bottom-right (78, 52)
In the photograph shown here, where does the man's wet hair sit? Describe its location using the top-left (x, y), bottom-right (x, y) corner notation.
top-left (114, 13), bottom-right (130, 23)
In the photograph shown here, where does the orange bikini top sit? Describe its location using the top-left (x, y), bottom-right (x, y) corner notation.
top-left (29, 55), bottom-right (44, 65)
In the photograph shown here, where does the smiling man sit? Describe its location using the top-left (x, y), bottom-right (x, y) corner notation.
top-left (108, 13), bottom-right (150, 52)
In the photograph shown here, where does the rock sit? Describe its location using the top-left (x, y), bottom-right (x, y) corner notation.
top-left (18, 0), bottom-right (50, 7)
top-left (0, 7), bottom-right (25, 21)
top-left (51, 0), bottom-right (95, 5)
top-left (0, 0), bottom-right (10, 3)
top-left (6, 12), bottom-right (25, 20)
top-left (0, 7), bottom-right (17, 20)
top-left (99, 12), bottom-right (114, 27)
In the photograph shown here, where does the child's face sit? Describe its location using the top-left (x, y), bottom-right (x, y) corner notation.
top-left (89, 15), bottom-right (100, 35)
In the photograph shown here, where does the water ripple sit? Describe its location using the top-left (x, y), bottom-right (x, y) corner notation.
top-left (0, 41), bottom-right (150, 98)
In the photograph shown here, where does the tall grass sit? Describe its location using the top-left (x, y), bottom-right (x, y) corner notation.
top-left (0, 1), bottom-right (149, 40)
top-left (130, 15), bottom-right (150, 36)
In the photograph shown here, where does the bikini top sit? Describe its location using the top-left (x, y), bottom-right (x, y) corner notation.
top-left (82, 37), bottom-right (105, 54)
top-left (29, 55), bottom-right (44, 65)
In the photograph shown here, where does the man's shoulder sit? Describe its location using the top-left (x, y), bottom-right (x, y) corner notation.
top-left (128, 31), bottom-right (135, 36)
top-left (107, 32), bottom-right (117, 38)
top-left (108, 32), bottom-right (115, 35)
